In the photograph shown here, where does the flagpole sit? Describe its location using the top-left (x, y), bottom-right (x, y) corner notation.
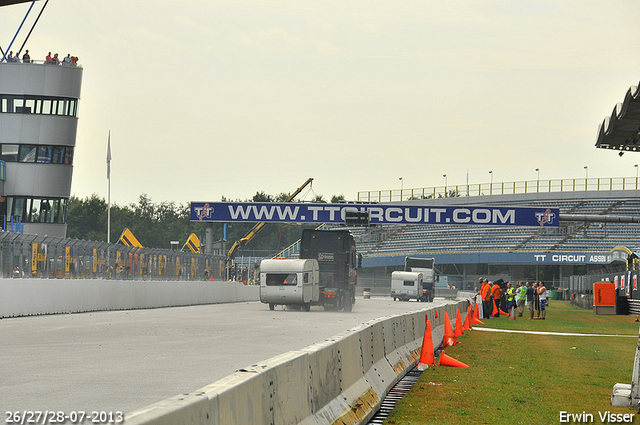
top-left (107, 131), bottom-right (111, 244)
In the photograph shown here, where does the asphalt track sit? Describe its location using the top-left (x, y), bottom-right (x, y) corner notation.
top-left (0, 297), bottom-right (449, 415)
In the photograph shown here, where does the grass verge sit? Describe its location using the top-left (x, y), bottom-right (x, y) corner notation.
top-left (384, 301), bottom-right (639, 425)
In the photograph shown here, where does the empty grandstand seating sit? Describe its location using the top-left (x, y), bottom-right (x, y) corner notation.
top-left (326, 194), bottom-right (640, 257)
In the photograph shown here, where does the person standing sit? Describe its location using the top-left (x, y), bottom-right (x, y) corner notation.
top-left (538, 281), bottom-right (548, 320)
top-left (533, 282), bottom-right (540, 318)
top-left (516, 281), bottom-right (526, 317)
top-left (491, 280), bottom-right (502, 318)
top-left (22, 50), bottom-right (30, 63)
top-left (525, 282), bottom-right (535, 319)
top-left (506, 282), bottom-right (516, 320)
top-left (481, 279), bottom-right (492, 319)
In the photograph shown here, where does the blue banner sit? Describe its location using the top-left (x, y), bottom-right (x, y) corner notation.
top-left (190, 202), bottom-right (559, 227)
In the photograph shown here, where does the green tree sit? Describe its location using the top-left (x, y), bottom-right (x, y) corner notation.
top-left (66, 194), bottom-right (108, 241)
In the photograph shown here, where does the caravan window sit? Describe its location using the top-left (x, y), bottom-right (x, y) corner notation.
top-left (265, 273), bottom-right (298, 286)
top-left (403, 280), bottom-right (415, 286)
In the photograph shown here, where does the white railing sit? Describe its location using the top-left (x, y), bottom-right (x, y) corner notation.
top-left (358, 177), bottom-right (640, 202)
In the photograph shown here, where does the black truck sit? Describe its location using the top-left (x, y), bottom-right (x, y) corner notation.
top-left (299, 229), bottom-right (357, 311)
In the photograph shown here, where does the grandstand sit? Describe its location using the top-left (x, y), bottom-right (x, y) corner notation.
top-left (326, 183), bottom-right (640, 290)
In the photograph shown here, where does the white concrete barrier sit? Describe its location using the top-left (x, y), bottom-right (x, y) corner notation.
top-left (126, 300), bottom-right (469, 425)
top-left (0, 279), bottom-right (260, 318)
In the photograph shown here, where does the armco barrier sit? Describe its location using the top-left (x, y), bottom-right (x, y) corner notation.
top-left (0, 279), bottom-right (259, 318)
top-left (126, 300), bottom-right (467, 425)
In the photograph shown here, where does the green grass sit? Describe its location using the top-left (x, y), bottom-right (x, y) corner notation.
top-left (384, 301), bottom-right (639, 425)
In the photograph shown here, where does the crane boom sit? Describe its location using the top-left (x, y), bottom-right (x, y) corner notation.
top-left (226, 178), bottom-right (314, 268)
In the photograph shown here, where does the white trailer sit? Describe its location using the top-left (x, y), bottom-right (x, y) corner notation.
top-left (260, 258), bottom-right (320, 311)
top-left (391, 271), bottom-right (423, 301)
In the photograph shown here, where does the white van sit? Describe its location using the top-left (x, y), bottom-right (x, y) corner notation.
top-left (391, 271), bottom-right (423, 301)
top-left (260, 258), bottom-right (320, 311)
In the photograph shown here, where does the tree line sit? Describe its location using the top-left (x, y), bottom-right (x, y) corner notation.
top-left (66, 192), bottom-right (346, 255)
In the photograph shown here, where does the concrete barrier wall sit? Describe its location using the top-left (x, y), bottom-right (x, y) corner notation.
top-left (0, 279), bottom-right (260, 318)
top-left (126, 300), bottom-right (468, 425)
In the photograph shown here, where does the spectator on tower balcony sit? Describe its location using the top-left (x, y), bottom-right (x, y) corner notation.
top-left (52, 53), bottom-right (60, 65)
top-left (22, 50), bottom-right (30, 63)
top-left (45, 52), bottom-right (52, 64)
top-left (6, 51), bottom-right (15, 62)
top-left (62, 53), bottom-right (71, 66)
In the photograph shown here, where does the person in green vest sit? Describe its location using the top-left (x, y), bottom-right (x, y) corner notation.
top-left (516, 281), bottom-right (527, 317)
top-left (506, 282), bottom-right (517, 320)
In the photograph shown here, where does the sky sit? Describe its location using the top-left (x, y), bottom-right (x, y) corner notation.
top-left (2, 0), bottom-right (640, 206)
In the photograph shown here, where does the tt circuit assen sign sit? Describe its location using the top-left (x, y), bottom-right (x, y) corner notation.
top-left (190, 202), bottom-right (559, 227)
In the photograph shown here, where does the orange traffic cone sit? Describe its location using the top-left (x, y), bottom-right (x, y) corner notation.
top-left (438, 350), bottom-right (470, 368)
top-left (442, 311), bottom-right (456, 347)
top-left (500, 309), bottom-right (509, 316)
top-left (472, 301), bottom-right (484, 324)
top-left (464, 306), bottom-right (472, 330)
top-left (491, 300), bottom-right (498, 317)
top-left (417, 317), bottom-right (435, 370)
top-left (472, 316), bottom-right (485, 325)
top-left (454, 309), bottom-right (464, 337)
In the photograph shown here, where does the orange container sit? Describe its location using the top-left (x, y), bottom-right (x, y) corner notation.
top-left (593, 282), bottom-right (615, 306)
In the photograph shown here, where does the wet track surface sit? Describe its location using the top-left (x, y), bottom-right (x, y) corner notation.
top-left (0, 297), bottom-right (448, 414)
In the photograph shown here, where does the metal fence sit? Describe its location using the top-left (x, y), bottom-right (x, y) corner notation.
top-left (358, 177), bottom-right (640, 202)
top-left (0, 231), bottom-right (225, 280)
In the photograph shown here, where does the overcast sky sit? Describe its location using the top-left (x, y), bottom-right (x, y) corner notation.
top-left (2, 1), bottom-right (640, 206)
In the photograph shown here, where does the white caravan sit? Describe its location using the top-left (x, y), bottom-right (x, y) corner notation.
top-left (391, 271), bottom-right (424, 301)
top-left (260, 258), bottom-right (320, 311)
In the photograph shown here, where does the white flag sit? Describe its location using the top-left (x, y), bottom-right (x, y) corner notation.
top-left (106, 131), bottom-right (111, 179)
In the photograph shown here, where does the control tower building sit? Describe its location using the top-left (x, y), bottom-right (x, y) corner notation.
top-left (0, 0), bottom-right (83, 237)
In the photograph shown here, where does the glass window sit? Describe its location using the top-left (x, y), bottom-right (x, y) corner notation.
top-left (63, 146), bottom-right (73, 165)
top-left (58, 198), bottom-right (68, 223)
top-left (50, 199), bottom-right (60, 223)
top-left (12, 97), bottom-right (23, 113)
top-left (30, 199), bottom-right (41, 222)
top-left (265, 273), bottom-right (298, 286)
top-left (403, 280), bottom-right (415, 286)
top-left (23, 98), bottom-right (35, 114)
top-left (12, 197), bottom-right (27, 221)
top-left (52, 146), bottom-right (63, 164)
top-left (57, 100), bottom-right (66, 116)
top-left (42, 99), bottom-right (51, 114)
top-left (0, 96), bottom-right (78, 116)
top-left (37, 146), bottom-right (52, 163)
top-left (1, 144), bottom-right (19, 162)
top-left (19, 145), bottom-right (37, 163)
top-left (39, 199), bottom-right (53, 223)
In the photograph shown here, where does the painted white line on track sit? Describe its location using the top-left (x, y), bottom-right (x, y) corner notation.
top-left (473, 327), bottom-right (637, 337)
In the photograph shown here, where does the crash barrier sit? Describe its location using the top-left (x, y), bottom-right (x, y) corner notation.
top-left (355, 286), bottom-right (460, 299)
top-left (125, 300), bottom-right (467, 425)
top-left (0, 279), bottom-right (259, 318)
